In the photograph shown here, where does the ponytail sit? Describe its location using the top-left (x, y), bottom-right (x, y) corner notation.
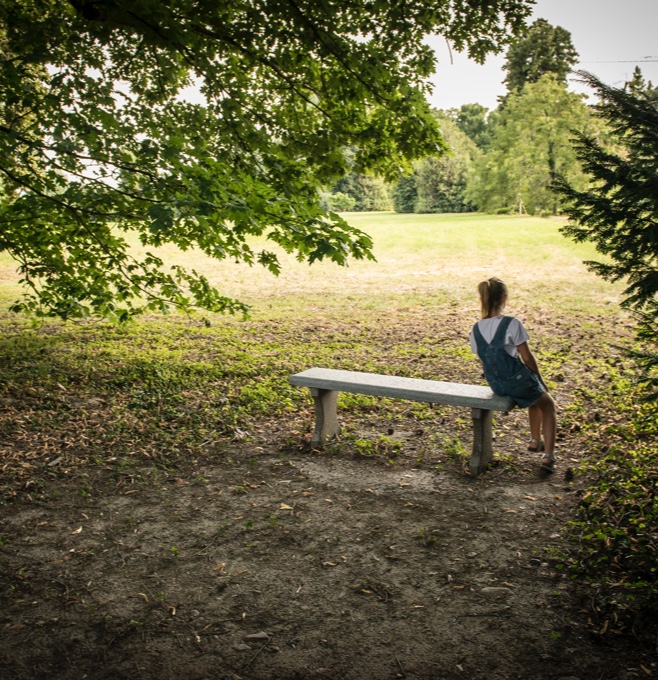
top-left (478, 277), bottom-right (507, 318)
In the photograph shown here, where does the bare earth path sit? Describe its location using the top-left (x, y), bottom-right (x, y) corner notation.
top-left (0, 441), bottom-right (654, 679)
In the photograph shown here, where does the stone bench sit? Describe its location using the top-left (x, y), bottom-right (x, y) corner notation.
top-left (289, 367), bottom-right (515, 477)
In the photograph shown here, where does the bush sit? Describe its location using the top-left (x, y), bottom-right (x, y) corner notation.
top-left (324, 192), bottom-right (357, 212)
top-left (564, 407), bottom-right (658, 632)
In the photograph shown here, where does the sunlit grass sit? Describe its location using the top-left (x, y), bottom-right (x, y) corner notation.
top-left (0, 212), bottom-right (622, 321)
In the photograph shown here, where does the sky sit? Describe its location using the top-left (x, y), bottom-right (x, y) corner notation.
top-left (426, 0), bottom-right (658, 111)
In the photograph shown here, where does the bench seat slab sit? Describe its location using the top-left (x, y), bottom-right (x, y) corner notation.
top-left (290, 367), bottom-right (514, 412)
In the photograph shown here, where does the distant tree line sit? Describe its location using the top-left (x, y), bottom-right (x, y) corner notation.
top-left (326, 18), bottom-right (652, 218)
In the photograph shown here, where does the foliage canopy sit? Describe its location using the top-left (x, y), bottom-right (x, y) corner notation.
top-left (0, 0), bottom-right (532, 320)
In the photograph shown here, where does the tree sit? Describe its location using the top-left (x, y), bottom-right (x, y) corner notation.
top-left (0, 0), bottom-right (533, 320)
top-left (392, 112), bottom-right (479, 214)
top-left (392, 175), bottom-right (417, 213)
top-left (466, 75), bottom-right (594, 215)
top-left (553, 71), bottom-right (658, 397)
top-left (413, 112), bottom-right (479, 213)
top-left (321, 192), bottom-right (356, 213)
top-left (503, 18), bottom-right (579, 93)
top-left (625, 66), bottom-right (658, 101)
top-left (331, 173), bottom-right (392, 212)
top-left (448, 103), bottom-right (492, 151)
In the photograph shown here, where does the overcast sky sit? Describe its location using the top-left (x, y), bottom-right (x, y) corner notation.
top-left (426, 0), bottom-right (658, 111)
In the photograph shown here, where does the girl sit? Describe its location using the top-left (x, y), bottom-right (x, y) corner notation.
top-left (469, 277), bottom-right (557, 472)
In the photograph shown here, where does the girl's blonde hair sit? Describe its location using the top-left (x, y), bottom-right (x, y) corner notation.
top-left (478, 277), bottom-right (508, 318)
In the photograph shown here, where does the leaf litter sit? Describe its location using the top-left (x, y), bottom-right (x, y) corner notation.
top-left (0, 308), bottom-right (655, 678)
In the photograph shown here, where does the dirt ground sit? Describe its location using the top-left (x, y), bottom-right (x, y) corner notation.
top-left (1, 422), bottom-right (656, 680)
top-left (1, 305), bottom-right (657, 679)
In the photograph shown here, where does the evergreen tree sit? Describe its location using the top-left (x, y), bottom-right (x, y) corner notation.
top-left (503, 18), bottom-right (579, 93)
top-left (625, 66), bottom-right (658, 101)
top-left (392, 175), bottom-right (417, 213)
top-left (553, 71), bottom-right (658, 397)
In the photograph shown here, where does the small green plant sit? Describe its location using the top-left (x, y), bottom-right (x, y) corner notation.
top-left (416, 527), bottom-right (441, 547)
top-left (444, 437), bottom-right (464, 460)
top-left (353, 438), bottom-right (374, 456)
top-left (170, 546), bottom-right (180, 557)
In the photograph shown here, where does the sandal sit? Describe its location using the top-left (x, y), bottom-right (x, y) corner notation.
top-left (528, 438), bottom-right (544, 453)
top-left (540, 453), bottom-right (556, 473)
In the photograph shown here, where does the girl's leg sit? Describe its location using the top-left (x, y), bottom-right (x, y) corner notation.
top-left (534, 392), bottom-right (557, 468)
top-left (528, 403), bottom-right (543, 449)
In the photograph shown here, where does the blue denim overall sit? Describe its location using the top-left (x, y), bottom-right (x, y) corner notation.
top-left (472, 316), bottom-right (545, 408)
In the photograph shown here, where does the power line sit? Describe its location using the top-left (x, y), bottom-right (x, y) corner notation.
top-left (578, 59), bottom-right (658, 64)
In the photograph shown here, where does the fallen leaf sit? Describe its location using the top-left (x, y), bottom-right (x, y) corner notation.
top-left (280, 503), bottom-right (293, 510)
top-left (245, 631), bottom-right (269, 640)
top-left (213, 563), bottom-right (226, 573)
top-left (71, 527), bottom-right (82, 535)
top-left (323, 562), bottom-right (337, 567)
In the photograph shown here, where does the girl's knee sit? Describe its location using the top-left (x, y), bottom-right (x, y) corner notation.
top-left (538, 392), bottom-right (556, 413)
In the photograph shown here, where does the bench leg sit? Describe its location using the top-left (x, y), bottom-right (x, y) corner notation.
top-left (470, 408), bottom-right (493, 477)
top-left (309, 388), bottom-right (341, 446)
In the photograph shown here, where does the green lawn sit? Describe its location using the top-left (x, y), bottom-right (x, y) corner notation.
top-left (0, 212), bottom-right (621, 322)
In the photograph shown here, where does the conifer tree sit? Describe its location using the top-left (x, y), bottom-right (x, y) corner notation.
top-left (503, 18), bottom-right (579, 93)
top-left (553, 71), bottom-right (658, 397)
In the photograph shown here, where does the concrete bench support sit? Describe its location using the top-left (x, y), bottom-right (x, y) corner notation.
top-left (310, 388), bottom-right (341, 446)
top-left (470, 407), bottom-right (494, 477)
top-left (289, 367), bottom-right (514, 477)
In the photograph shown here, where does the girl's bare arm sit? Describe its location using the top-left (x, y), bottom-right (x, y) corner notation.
top-left (517, 341), bottom-right (547, 388)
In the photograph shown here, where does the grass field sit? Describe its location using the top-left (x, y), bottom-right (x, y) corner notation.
top-left (0, 212), bottom-right (622, 323)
